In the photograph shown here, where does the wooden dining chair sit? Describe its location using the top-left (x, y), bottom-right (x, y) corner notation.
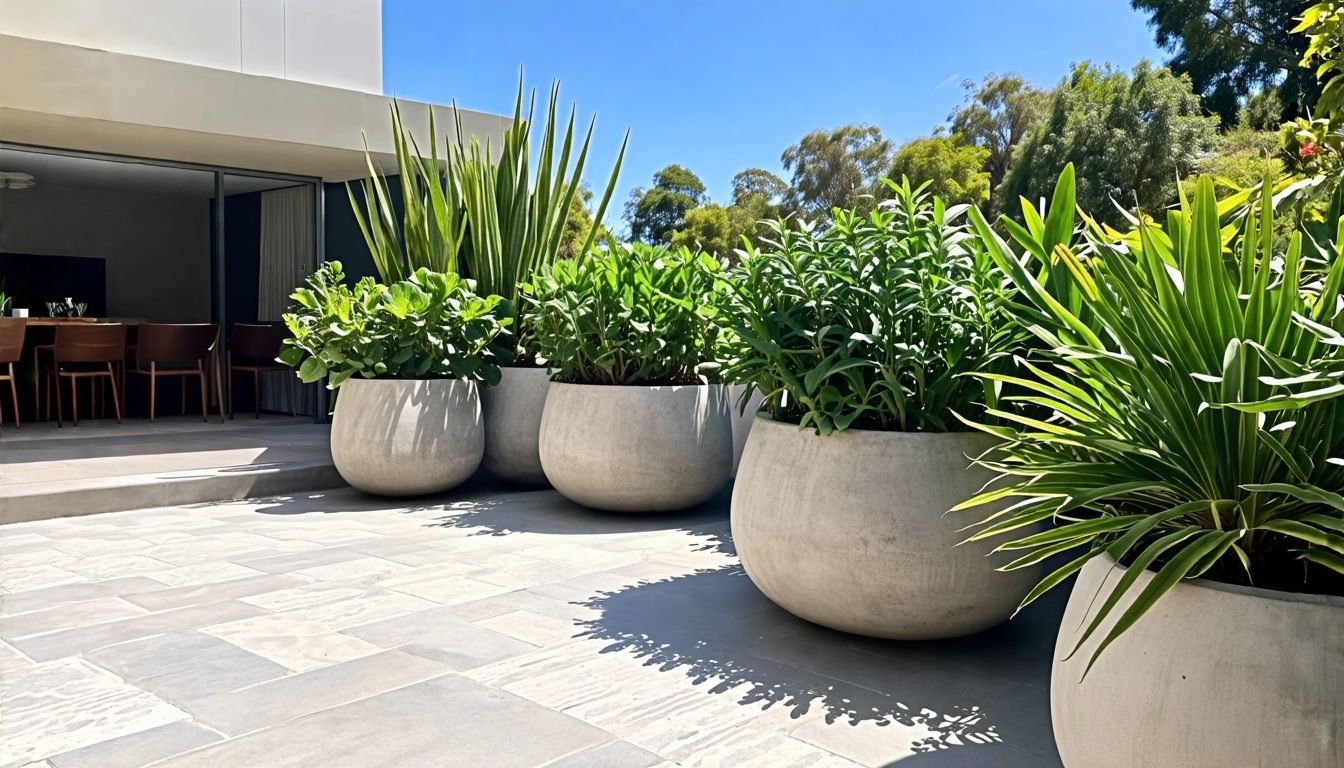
top-left (44, 323), bottom-right (127, 427)
top-left (228, 322), bottom-right (295, 419)
top-left (130, 323), bottom-right (219, 422)
top-left (0, 318), bottom-right (25, 429)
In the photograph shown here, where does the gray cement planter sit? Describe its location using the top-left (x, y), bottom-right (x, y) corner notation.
top-left (481, 366), bottom-right (551, 487)
top-left (329, 377), bottom-right (483, 496)
top-left (727, 384), bottom-right (765, 479)
top-left (732, 417), bottom-right (1037, 639)
top-left (1053, 555), bottom-right (1344, 768)
top-left (539, 382), bottom-right (732, 512)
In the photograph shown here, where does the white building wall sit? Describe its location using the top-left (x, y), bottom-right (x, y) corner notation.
top-left (0, 0), bottom-right (382, 93)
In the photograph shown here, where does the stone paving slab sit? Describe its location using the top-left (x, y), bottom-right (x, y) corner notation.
top-left (0, 486), bottom-right (1064, 766)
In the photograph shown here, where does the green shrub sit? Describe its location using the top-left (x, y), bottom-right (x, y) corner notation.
top-left (522, 244), bottom-right (721, 385)
top-left (279, 261), bottom-right (510, 388)
top-left (961, 172), bottom-right (1344, 673)
top-left (713, 178), bottom-right (1027, 435)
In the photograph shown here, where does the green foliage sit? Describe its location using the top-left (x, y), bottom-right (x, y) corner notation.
top-left (781, 124), bottom-right (893, 219)
top-left (669, 204), bottom-right (754, 262)
top-left (279, 261), bottom-right (509, 389)
top-left (997, 61), bottom-right (1218, 227)
top-left (346, 77), bottom-right (627, 358)
top-left (453, 79), bottom-right (627, 316)
top-left (961, 173), bottom-right (1344, 674)
top-left (730, 168), bottom-right (788, 218)
top-left (1131, 0), bottom-right (1313, 123)
top-left (625, 165), bottom-right (707, 244)
top-left (949, 73), bottom-right (1048, 189)
top-left (522, 244), bottom-right (722, 385)
top-left (1239, 88), bottom-right (1284, 130)
top-left (347, 103), bottom-right (463, 284)
top-left (1297, 1), bottom-right (1344, 115)
top-left (1183, 128), bottom-right (1286, 193)
top-left (889, 134), bottom-right (992, 206)
top-left (713, 178), bottom-right (1027, 435)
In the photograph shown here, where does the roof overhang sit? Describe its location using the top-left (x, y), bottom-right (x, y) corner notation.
top-left (0, 33), bottom-right (510, 181)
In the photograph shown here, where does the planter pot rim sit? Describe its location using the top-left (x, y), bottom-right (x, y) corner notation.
top-left (750, 413), bottom-right (995, 442)
top-left (547, 381), bottom-right (718, 391)
top-left (340, 376), bottom-right (476, 384)
top-left (1092, 552), bottom-right (1344, 609)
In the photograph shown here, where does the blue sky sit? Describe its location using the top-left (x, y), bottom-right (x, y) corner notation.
top-left (383, 1), bottom-right (1163, 226)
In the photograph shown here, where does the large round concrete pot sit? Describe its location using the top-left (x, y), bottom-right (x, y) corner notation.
top-left (330, 377), bottom-right (483, 496)
top-left (539, 383), bottom-right (732, 512)
top-left (481, 366), bottom-right (551, 487)
top-left (727, 384), bottom-right (765, 479)
top-left (1053, 555), bottom-right (1344, 767)
top-left (732, 417), bottom-right (1037, 639)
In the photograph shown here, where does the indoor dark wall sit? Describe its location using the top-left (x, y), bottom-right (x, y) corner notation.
top-left (212, 191), bottom-right (262, 327)
top-left (324, 179), bottom-right (404, 283)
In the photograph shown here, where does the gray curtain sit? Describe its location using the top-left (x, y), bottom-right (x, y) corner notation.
top-left (257, 185), bottom-right (314, 415)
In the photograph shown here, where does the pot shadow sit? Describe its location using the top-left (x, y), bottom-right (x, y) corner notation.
top-left (420, 479), bottom-right (737, 557)
top-left (571, 563), bottom-right (1066, 763)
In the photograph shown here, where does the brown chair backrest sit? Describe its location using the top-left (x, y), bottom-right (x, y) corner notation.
top-left (54, 323), bottom-right (127, 364)
top-left (136, 323), bottom-right (218, 368)
top-left (231, 322), bottom-right (287, 362)
top-left (0, 318), bottom-right (26, 364)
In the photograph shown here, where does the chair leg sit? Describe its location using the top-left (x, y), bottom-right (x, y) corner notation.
top-left (253, 370), bottom-right (261, 419)
top-left (198, 365), bottom-right (208, 423)
top-left (288, 373), bottom-right (297, 417)
top-left (108, 365), bottom-right (122, 423)
top-left (69, 374), bottom-right (78, 427)
top-left (227, 352), bottom-right (235, 420)
top-left (150, 368), bottom-right (157, 423)
top-left (45, 370), bottom-right (52, 423)
top-left (9, 365), bottom-right (19, 429)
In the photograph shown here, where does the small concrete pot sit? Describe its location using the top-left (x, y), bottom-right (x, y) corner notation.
top-left (330, 377), bottom-right (483, 496)
top-left (481, 366), bottom-right (551, 487)
top-left (732, 416), bottom-right (1037, 639)
top-left (727, 384), bottom-right (765, 479)
top-left (1053, 555), bottom-right (1344, 768)
top-left (539, 382), bottom-right (732, 512)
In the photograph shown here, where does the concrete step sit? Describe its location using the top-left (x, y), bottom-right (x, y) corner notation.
top-left (0, 416), bottom-right (345, 523)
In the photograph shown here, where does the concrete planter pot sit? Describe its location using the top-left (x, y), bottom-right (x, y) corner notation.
top-left (481, 366), bottom-right (551, 487)
top-left (539, 382), bottom-right (732, 512)
top-left (1053, 555), bottom-right (1344, 768)
top-left (727, 384), bottom-right (765, 479)
top-left (330, 377), bottom-right (483, 496)
top-left (732, 417), bottom-right (1037, 639)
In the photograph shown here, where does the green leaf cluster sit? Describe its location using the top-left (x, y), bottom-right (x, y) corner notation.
top-left (522, 245), bottom-right (722, 385)
top-left (961, 169), bottom-right (1344, 674)
top-left (346, 76), bottom-right (627, 362)
top-left (713, 177), bottom-right (1029, 435)
top-left (279, 261), bottom-right (510, 389)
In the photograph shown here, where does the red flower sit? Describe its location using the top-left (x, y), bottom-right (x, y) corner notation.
top-left (1301, 142), bottom-right (1321, 159)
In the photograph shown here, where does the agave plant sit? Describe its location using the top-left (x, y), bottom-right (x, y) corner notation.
top-left (959, 168), bottom-right (1344, 674)
top-left (346, 75), bottom-right (628, 346)
top-left (347, 103), bottom-right (463, 283)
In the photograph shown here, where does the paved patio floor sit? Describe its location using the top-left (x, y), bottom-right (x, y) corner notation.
top-left (0, 486), bottom-right (1063, 767)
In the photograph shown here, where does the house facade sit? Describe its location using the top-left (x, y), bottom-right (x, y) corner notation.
top-left (0, 0), bottom-right (503, 326)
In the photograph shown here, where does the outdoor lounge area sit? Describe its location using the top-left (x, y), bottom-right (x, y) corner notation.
top-left (4, 1), bottom-right (1344, 767)
top-left (0, 485), bottom-right (1063, 767)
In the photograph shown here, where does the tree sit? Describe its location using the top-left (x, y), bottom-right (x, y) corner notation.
top-left (669, 204), bottom-right (754, 260)
top-left (997, 61), bottom-right (1219, 226)
top-left (889, 134), bottom-right (992, 206)
top-left (949, 73), bottom-right (1049, 189)
top-left (781, 124), bottom-right (893, 218)
top-left (1239, 88), bottom-right (1285, 129)
top-left (624, 165), bottom-right (707, 244)
top-left (1131, 0), bottom-right (1314, 124)
top-left (731, 168), bottom-right (788, 214)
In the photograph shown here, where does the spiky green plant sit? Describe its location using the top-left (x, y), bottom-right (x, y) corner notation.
top-left (960, 170), bottom-right (1344, 675)
top-left (347, 103), bottom-right (464, 283)
top-left (451, 78), bottom-right (628, 322)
